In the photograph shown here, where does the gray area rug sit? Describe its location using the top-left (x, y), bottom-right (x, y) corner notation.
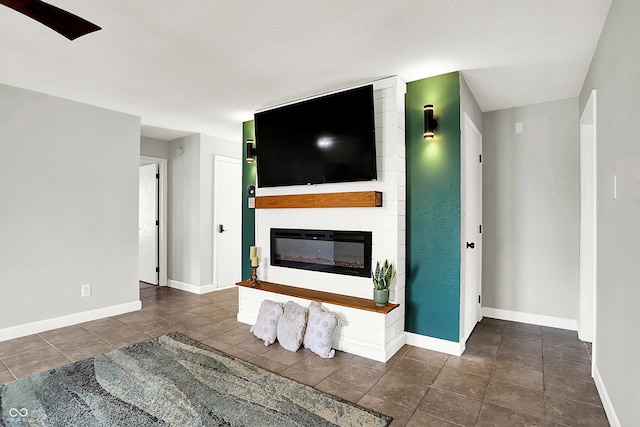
top-left (0, 332), bottom-right (391, 426)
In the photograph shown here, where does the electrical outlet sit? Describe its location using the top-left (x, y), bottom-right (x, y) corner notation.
top-left (81, 284), bottom-right (92, 297)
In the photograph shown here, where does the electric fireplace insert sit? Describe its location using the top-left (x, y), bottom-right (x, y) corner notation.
top-left (270, 228), bottom-right (372, 277)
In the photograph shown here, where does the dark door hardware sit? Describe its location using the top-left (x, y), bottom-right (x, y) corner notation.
top-left (218, 224), bottom-right (226, 233)
top-left (466, 242), bottom-right (475, 249)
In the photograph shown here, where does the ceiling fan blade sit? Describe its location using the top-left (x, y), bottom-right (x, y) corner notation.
top-left (0, 0), bottom-right (101, 40)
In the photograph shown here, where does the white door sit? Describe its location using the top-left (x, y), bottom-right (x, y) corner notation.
top-left (579, 90), bottom-right (597, 343)
top-left (462, 113), bottom-right (483, 341)
top-left (214, 156), bottom-right (242, 289)
top-left (139, 163), bottom-right (158, 284)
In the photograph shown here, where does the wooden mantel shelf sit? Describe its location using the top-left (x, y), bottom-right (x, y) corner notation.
top-left (254, 191), bottom-right (382, 209)
top-left (236, 279), bottom-right (399, 314)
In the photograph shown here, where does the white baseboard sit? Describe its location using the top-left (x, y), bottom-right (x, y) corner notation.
top-left (482, 307), bottom-right (577, 330)
top-left (593, 363), bottom-right (621, 427)
top-left (168, 280), bottom-right (216, 295)
top-left (405, 332), bottom-right (464, 356)
top-left (0, 301), bottom-right (141, 342)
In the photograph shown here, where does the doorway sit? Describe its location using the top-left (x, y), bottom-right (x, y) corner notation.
top-left (213, 156), bottom-right (242, 289)
top-left (139, 155), bottom-right (168, 286)
top-left (579, 90), bottom-right (597, 345)
top-left (461, 113), bottom-right (483, 342)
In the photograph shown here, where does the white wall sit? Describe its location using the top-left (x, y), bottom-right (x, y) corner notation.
top-left (482, 98), bottom-right (580, 322)
top-left (0, 84), bottom-right (140, 336)
top-left (141, 136), bottom-right (169, 159)
top-left (199, 135), bottom-right (241, 286)
top-left (167, 133), bottom-right (240, 291)
top-left (255, 77), bottom-right (406, 304)
top-left (168, 135), bottom-right (202, 286)
top-left (579, 0), bottom-right (640, 424)
top-left (460, 74), bottom-right (483, 134)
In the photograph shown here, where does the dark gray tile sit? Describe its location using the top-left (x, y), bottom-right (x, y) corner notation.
top-left (546, 396), bottom-right (609, 426)
top-left (476, 318), bottom-right (507, 333)
top-left (53, 335), bottom-right (114, 362)
top-left (358, 394), bottom-right (415, 427)
top-left (445, 354), bottom-right (494, 377)
top-left (281, 366), bottom-right (324, 387)
top-left (247, 355), bottom-right (289, 374)
top-left (326, 362), bottom-right (385, 392)
top-left (484, 379), bottom-right (545, 418)
top-left (2, 346), bottom-right (71, 379)
top-left (499, 336), bottom-right (542, 356)
top-left (417, 387), bottom-right (482, 426)
top-left (387, 357), bottom-right (442, 385)
top-left (432, 367), bottom-right (489, 399)
top-left (467, 328), bottom-right (503, 346)
top-left (463, 340), bottom-right (499, 360)
top-left (403, 346), bottom-right (449, 367)
top-left (39, 325), bottom-right (95, 344)
top-left (491, 361), bottom-right (543, 391)
top-left (347, 354), bottom-right (389, 373)
top-left (496, 346), bottom-right (543, 371)
top-left (368, 371), bottom-right (430, 410)
top-left (0, 362), bottom-right (15, 385)
top-left (213, 325), bottom-right (254, 346)
top-left (543, 356), bottom-right (593, 382)
top-left (289, 352), bottom-right (345, 378)
top-left (0, 334), bottom-right (50, 358)
top-left (541, 332), bottom-right (586, 350)
top-left (540, 326), bottom-right (577, 338)
top-left (503, 324), bottom-right (542, 342)
top-left (543, 342), bottom-right (591, 365)
top-left (315, 378), bottom-right (365, 403)
top-left (406, 411), bottom-right (460, 426)
top-left (544, 373), bottom-right (603, 406)
top-left (477, 402), bottom-right (545, 427)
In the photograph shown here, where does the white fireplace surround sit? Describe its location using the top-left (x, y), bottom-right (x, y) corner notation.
top-left (238, 76), bottom-right (407, 361)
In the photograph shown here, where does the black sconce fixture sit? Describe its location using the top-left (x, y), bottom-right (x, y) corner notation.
top-left (246, 139), bottom-right (256, 163)
top-left (423, 104), bottom-right (438, 139)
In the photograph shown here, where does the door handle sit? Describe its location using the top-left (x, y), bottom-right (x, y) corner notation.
top-left (218, 224), bottom-right (226, 233)
top-left (466, 242), bottom-right (475, 249)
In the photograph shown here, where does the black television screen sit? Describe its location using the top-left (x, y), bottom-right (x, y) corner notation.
top-left (255, 85), bottom-right (377, 188)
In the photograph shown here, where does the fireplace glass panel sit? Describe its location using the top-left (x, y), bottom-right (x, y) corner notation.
top-left (271, 229), bottom-right (372, 277)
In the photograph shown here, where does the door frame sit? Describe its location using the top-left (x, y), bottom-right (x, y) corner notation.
top-left (579, 90), bottom-right (597, 347)
top-left (213, 155), bottom-right (242, 290)
top-left (140, 155), bottom-right (168, 286)
top-left (460, 112), bottom-right (483, 343)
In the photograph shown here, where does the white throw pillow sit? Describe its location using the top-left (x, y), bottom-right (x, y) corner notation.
top-left (276, 301), bottom-right (308, 352)
top-left (303, 301), bottom-right (342, 358)
top-left (250, 300), bottom-right (284, 346)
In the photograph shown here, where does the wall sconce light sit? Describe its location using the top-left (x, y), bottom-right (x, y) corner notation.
top-left (246, 139), bottom-right (256, 163)
top-left (423, 104), bottom-right (438, 139)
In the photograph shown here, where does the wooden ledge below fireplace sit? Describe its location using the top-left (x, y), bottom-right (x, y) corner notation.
top-left (236, 279), bottom-right (399, 314)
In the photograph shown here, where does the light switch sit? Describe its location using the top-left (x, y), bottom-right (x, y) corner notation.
top-left (515, 122), bottom-right (523, 134)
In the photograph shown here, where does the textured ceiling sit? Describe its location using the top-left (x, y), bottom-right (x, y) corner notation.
top-left (0, 0), bottom-right (611, 141)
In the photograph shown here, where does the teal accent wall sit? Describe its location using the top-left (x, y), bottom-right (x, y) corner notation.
top-left (241, 120), bottom-right (256, 280)
top-left (405, 72), bottom-right (461, 342)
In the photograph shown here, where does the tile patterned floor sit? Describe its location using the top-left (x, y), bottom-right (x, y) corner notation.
top-left (0, 283), bottom-right (610, 426)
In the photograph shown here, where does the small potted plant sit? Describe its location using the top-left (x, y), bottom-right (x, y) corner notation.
top-left (372, 259), bottom-right (395, 307)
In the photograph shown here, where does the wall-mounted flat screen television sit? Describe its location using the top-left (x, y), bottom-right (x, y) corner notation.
top-left (255, 84), bottom-right (376, 188)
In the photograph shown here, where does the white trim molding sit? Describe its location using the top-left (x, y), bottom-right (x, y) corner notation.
top-left (482, 307), bottom-right (577, 330)
top-left (405, 332), bottom-right (464, 356)
top-left (593, 364), bottom-right (621, 427)
top-left (0, 301), bottom-right (141, 342)
top-left (168, 280), bottom-right (216, 295)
